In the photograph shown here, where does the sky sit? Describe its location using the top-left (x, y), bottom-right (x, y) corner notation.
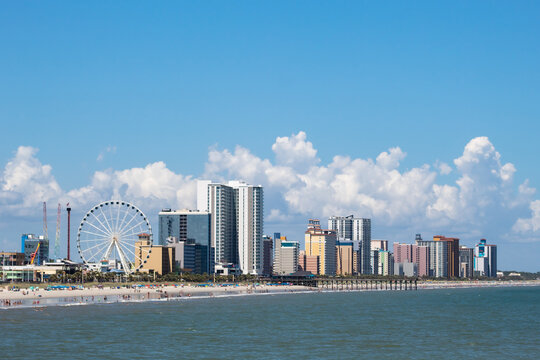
top-left (1, 1), bottom-right (539, 271)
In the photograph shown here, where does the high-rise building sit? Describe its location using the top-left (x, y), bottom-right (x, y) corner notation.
top-left (198, 180), bottom-right (264, 275)
top-left (230, 181), bottom-right (264, 275)
top-left (474, 239), bottom-right (497, 277)
top-left (413, 245), bottom-right (430, 277)
top-left (459, 246), bottom-right (474, 278)
top-left (433, 235), bottom-right (460, 278)
top-left (158, 209), bottom-right (212, 274)
top-left (434, 241), bottom-right (448, 278)
top-left (328, 216), bottom-right (371, 274)
top-left (415, 234), bottom-right (459, 278)
top-left (21, 234), bottom-right (49, 265)
top-left (416, 237), bottom-right (446, 278)
top-left (328, 215), bottom-right (354, 240)
top-left (378, 250), bottom-right (393, 276)
top-left (305, 219), bottom-right (337, 276)
top-left (262, 235), bottom-right (273, 276)
top-left (198, 181), bottom-right (237, 266)
top-left (393, 242), bottom-right (429, 277)
top-left (336, 241), bottom-right (354, 275)
top-left (273, 239), bottom-right (299, 275)
top-left (393, 242), bottom-right (414, 263)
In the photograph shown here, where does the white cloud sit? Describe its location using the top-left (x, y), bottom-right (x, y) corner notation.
top-left (513, 200), bottom-right (540, 233)
top-left (375, 147), bottom-right (406, 170)
top-left (0, 146), bottom-right (62, 215)
top-left (1, 132), bottom-right (539, 245)
top-left (67, 162), bottom-right (196, 213)
top-left (272, 131), bottom-right (319, 172)
top-left (202, 133), bottom-right (540, 241)
top-left (204, 145), bottom-right (272, 185)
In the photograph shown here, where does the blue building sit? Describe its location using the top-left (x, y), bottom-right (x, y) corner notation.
top-left (21, 234), bottom-right (49, 265)
top-left (159, 209), bottom-right (212, 274)
top-left (474, 239), bottom-right (497, 277)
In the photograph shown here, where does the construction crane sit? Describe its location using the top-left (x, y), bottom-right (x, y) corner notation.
top-left (30, 242), bottom-right (41, 265)
top-left (55, 203), bottom-right (61, 260)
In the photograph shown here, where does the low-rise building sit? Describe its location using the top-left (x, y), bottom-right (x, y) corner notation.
top-left (0, 252), bottom-right (25, 266)
top-left (135, 235), bottom-right (174, 275)
top-left (214, 263), bottom-right (242, 276)
top-left (394, 262), bottom-right (417, 277)
top-left (298, 250), bottom-right (319, 275)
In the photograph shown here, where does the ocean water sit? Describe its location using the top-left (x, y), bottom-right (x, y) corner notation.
top-left (1, 287), bottom-right (539, 359)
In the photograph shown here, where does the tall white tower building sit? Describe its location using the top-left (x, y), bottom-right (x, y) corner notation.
top-left (198, 181), bottom-right (236, 265)
top-left (198, 180), bottom-right (264, 275)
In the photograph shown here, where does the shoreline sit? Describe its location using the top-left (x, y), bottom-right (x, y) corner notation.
top-left (1, 280), bottom-right (539, 310)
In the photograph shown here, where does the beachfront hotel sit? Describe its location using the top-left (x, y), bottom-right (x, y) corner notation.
top-left (305, 219), bottom-right (336, 276)
top-left (158, 209), bottom-right (212, 274)
top-left (197, 180), bottom-right (264, 275)
top-left (328, 215), bottom-right (372, 274)
top-left (273, 237), bottom-right (299, 275)
top-left (474, 239), bottom-right (497, 277)
top-left (135, 234), bottom-right (175, 276)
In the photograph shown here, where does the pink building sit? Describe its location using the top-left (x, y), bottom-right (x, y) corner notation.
top-left (393, 242), bottom-right (430, 277)
top-left (413, 245), bottom-right (430, 277)
top-left (393, 242), bottom-right (413, 263)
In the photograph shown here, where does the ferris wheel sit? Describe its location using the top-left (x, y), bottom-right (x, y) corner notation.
top-left (77, 200), bottom-right (153, 274)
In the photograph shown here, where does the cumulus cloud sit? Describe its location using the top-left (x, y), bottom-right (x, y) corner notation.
top-left (513, 200), bottom-right (540, 234)
top-left (67, 162), bottom-right (196, 212)
top-left (0, 146), bottom-right (62, 215)
top-left (203, 133), bottom-right (540, 242)
top-left (1, 132), bottom-right (539, 245)
top-left (0, 147), bottom-right (196, 218)
top-left (271, 131), bottom-right (319, 172)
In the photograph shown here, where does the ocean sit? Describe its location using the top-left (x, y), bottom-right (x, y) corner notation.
top-left (1, 286), bottom-right (538, 359)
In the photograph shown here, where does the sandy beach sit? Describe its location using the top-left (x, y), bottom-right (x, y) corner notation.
top-left (0, 283), bottom-right (313, 308)
top-left (1, 280), bottom-right (539, 309)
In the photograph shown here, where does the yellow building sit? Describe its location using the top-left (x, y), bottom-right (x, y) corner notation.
top-left (304, 219), bottom-right (336, 275)
top-left (135, 235), bottom-right (174, 275)
top-left (336, 242), bottom-right (354, 276)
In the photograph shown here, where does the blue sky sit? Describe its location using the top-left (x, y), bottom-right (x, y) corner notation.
top-left (1, 1), bottom-right (539, 271)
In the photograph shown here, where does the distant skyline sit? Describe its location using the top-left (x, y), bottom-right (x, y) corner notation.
top-left (1, 2), bottom-right (539, 271)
